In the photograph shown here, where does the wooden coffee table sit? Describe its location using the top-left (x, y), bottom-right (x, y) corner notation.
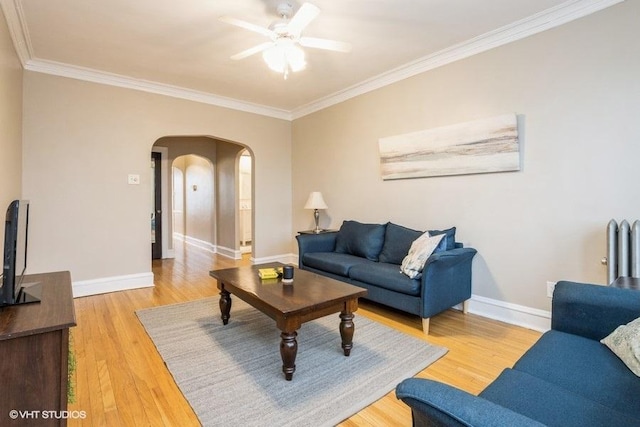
top-left (209, 263), bottom-right (367, 380)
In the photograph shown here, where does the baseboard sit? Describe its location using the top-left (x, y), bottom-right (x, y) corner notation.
top-left (183, 235), bottom-right (216, 253)
top-left (73, 272), bottom-right (154, 298)
top-left (467, 294), bottom-right (551, 332)
top-left (253, 253), bottom-right (297, 265)
top-left (175, 233), bottom-right (242, 259)
top-left (216, 245), bottom-right (242, 260)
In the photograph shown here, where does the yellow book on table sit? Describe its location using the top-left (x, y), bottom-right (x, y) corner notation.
top-left (258, 267), bottom-right (282, 279)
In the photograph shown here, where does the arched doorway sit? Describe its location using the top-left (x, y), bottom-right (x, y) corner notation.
top-left (151, 136), bottom-right (253, 260)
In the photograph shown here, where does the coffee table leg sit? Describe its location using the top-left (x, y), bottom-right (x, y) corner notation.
top-left (339, 311), bottom-right (355, 356)
top-left (219, 288), bottom-right (232, 325)
top-left (280, 331), bottom-right (298, 381)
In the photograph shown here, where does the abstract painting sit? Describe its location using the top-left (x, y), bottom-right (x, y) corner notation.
top-left (379, 114), bottom-right (520, 180)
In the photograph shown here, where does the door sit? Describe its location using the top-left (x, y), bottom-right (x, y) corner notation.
top-left (151, 151), bottom-right (162, 259)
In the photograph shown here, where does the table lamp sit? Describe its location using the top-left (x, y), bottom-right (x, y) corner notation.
top-left (304, 192), bottom-right (328, 233)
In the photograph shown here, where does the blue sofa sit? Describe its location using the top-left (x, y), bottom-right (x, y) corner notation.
top-left (296, 221), bottom-right (477, 334)
top-left (396, 281), bottom-right (640, 426)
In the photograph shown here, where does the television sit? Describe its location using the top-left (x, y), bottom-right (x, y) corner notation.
top-left (1, 200), bottom-right (41, 307)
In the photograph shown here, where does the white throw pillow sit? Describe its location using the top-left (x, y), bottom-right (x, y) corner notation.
top-left (601, 316), bottom-right (640, 377)
top-left (400, 232), bottom-right (445, 279)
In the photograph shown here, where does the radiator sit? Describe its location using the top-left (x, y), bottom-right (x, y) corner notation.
top-left (604, 219), bottom-right (640, 283)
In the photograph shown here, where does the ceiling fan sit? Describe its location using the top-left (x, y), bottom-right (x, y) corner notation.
top-left (220, 2), bottom-right (351, 78)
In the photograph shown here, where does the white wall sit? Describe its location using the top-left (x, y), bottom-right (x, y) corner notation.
top-left (0, 5), bottom-right (23, 227)
top-left (22, 72), bottom-right (291, 287)
top-left (292, 1), bottom-right (640, 317)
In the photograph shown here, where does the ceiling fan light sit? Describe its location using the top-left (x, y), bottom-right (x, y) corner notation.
top-left (263, 46), bottom-right (286, 72)
top-left (287, 45), bottom-right (306, 72)
top-left (262, 40), bottom-right (306, 75)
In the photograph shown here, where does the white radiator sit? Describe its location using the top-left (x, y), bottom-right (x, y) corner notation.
top-left (603, 219), bottom-right (640, 283)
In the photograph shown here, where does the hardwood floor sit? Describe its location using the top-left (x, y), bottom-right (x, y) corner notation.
top-left (68, 241), bottom-right (541, 426)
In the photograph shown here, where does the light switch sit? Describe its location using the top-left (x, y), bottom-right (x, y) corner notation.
top-left (128, 174), bottom-right (140, 185)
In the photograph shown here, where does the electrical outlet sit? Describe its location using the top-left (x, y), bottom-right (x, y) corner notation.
top-left (546, 281), bottom-right (557, 298)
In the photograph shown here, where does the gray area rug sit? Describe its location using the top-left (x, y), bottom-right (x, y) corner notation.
top-left (136, 297), bottom-right (447, 427)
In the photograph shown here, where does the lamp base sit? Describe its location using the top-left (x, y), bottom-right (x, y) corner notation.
top-left (313, 209), bottom-right (321, 233)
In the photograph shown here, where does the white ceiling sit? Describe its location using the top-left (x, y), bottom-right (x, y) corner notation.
top-left (1, 0), bottom-right (622, 119)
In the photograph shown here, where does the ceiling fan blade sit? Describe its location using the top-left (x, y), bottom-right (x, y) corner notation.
top-left (299, 37), bottom-right (351, 53)
top-left (219, 16), bottom-right (274, 38)
top-left (230, 42), bottom-right (273, 60)
top-left (286, 3), bottom-right (320, 36)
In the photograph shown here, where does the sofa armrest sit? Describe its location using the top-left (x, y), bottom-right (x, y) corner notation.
top-left (296, 232), bottom-right (338, 269)
top-left (426, 247), bottom-right (476, 267)
top-left (396, 378), bottom-right (545, 427)
top-left (420, 247), bottom-right (477, 318)
top-left (552, 280), bottom-right (640, 340)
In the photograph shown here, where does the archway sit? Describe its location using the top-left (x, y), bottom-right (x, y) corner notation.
top-left (151, 136), bottom-right (253, 260)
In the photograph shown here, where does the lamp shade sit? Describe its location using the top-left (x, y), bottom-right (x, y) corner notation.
top-left (304, 192), bottom-right (328, 210)
top-left (262, 39), bottom-right (306, 74)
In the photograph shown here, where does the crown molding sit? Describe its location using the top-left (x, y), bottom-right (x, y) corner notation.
top-left (2, 0), bottom-right (623, 122)
top-left (290, 0), bottom-right (624, 119)
top-left (0, 0), bottom-right (292, 120)
top-left (23, 59), bottom-right (293, 120)
top-left (1, 0), bottom-right (32, 65)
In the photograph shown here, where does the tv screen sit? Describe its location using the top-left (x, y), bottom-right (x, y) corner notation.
top-left (1, 200), bottom-right (36, 306)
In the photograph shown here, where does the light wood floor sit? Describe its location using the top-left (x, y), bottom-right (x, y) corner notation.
top-left (68, 242), bottom-right (541, 426)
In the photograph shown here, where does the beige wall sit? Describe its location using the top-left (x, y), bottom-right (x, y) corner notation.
top-left (216, 142), bottom-right (245, 252)
top-left (22, 72), bottom-right (291, 282)
top-left (292, 1), bottom-right (640, 312)
top-left (0, 6), bottom-right (23, 234)
top-left (183, 155), bottom-right (214, 245)
top-left (172, 157), bottom-right (185, 237)
top-left (156, 136), bottom-right (219, 249)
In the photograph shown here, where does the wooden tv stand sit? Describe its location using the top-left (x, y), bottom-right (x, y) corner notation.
top-left (0, 271), bottom-right (76, 426)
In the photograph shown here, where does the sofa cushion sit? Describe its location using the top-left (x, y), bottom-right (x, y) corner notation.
top-left (334, 220), bottom-right (387, 261)
top-left (429, 227), bottom-right (456, 251)
top-left (513, 330), bottom-right (640, 418)
top-left (378, 223), bottom-right (423, 265)
top-left (479, 368), bottom-right (639, 427)
top-left (601, 315), bottom-right (640, 377)
top-left (302, 252), bottom-right (369, 277)
top-left (400, 232), bottom-right (446, 279)
top-left (349, 262), bottom-right (421, 296)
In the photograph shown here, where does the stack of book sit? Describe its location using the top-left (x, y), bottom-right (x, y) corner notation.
top-left (258, 267), bottom-right (282, 280)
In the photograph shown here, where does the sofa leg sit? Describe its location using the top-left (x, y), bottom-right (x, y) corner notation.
top-left (463, 300), bottom-right (470, 314)
top-left (421, 318), bottom-right (430, 334)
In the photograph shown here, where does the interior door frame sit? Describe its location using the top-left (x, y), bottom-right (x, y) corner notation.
top-left (151, 151), bottom-right (162, 259)
top-left (151, 146), bottom-right (172, 259)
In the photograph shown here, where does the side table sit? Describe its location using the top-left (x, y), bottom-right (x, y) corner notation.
top-left (298, 229), bottom-right (338, 235)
